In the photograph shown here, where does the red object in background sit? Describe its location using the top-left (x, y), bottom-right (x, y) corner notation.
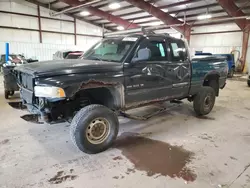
top-left (65, 51), bottom-right (84, 59)
top-left (12, 57), bottom-right (22, 64)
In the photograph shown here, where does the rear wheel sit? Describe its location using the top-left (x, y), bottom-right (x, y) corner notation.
top-left (193, 86), bottom-right (216, 116)
top-left (4, 90), bottom-right (9, 99)
top-left (248, 80), bottom-right (250, 87)
top-left (228, 68), bottom-right (234, 78)
top-left (70, 104), bottom-right (119, 154)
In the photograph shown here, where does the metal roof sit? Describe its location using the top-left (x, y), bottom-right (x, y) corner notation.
top-left (28, 0), bottom-right (250, 31)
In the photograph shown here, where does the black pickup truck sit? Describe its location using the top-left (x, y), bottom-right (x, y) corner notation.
top-left (14, 33), bottom-right (228, 154)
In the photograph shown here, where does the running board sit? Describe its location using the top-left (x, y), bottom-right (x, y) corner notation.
top-left (120, 103), bottom-right (182, 120)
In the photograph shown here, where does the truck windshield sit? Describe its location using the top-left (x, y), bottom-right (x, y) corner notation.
top-left (82, 37), bottom-right (137, 62)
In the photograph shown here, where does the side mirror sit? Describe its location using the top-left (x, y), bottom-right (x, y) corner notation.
top-left (132, 48), bottom-right (151, 63)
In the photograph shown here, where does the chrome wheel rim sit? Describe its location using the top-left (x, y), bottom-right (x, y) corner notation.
top-left (86, 118), bottom-right (110, 145)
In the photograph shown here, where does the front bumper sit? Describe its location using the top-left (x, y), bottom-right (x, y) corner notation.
top-left (19, 87), bottom-right (51, 122)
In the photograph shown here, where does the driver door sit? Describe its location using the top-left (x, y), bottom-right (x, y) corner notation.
top-left (124, 36), bottom-right (172, 105)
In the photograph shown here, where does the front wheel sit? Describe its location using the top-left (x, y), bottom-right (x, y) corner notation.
top-left (70, 104), bottom-right (119, 154)
top-left (193, 86), bottom-right (216, 116)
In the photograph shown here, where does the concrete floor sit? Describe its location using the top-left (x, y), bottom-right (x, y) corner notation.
top-left (1, 76), bottom-right (250, 188)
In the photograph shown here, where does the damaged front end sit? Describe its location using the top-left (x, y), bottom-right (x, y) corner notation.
top-left (8, 101), bottom-right (45, 124)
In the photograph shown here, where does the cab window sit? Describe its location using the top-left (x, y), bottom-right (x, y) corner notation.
top-left (135, 38), bottom-right (168, 61)
top-left (168, 39), bottom-right (187, 62)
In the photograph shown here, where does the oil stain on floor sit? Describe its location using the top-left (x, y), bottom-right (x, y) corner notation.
top-left (114, 132), bottom-right (196, 182)
top-left (48, 170), bottom-right (78, 184)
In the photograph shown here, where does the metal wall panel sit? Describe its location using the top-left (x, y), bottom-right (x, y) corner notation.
top-left (0, 1), bottom-right (37, 15)
top-left (0, 31), bottom-right (101, 61)
top-left (0, 1), bottom-right (103, 62)
top-left (0, 41), bottom-right (78, 61)
top-left (190, 24), bottom-right (250, 70)
top-left (0, 13), bottom-right (39, 29)
top-left (76, 20), bottom-right (102, 35)
top-left (192, 23), bottom-right (240, 33)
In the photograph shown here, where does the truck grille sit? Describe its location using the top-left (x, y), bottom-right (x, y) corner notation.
top-left (18, 73), bottom-right (34, 91)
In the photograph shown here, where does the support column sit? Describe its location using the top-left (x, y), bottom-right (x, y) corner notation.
top-left (74, 18), bottom-right (77, 46)
top-left (241, 26), bottom-right (250, 72)
top-left (37, 5), bottom-right (42, 43)
top-left (5, 43), bottom-right (9, 63)
top-left (184, 25), bottom-right (191, 44)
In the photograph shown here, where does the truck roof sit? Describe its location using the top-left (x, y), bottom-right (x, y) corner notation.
top-left (106, 33), bottom-right (181, 41)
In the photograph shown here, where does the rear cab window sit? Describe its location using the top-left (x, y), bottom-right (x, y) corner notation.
top-left (168, 39), bottom-right (187, 62)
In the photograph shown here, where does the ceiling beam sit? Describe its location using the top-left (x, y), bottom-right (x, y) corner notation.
top-left (99, 5), bottom-right (250, 26)
top-left (92, 1), bottom-right (217, 23)
top-left (71, 0), bottom-right (160, 14)
top-left (126, 10), bottom-right (225, 26)
top-left (118, 0), bottom-right (202, 18)
top-left (86, 6), bottom-right (139, 29)
top-left (107, 14), bottom-right (250, 29)
top-left (60, 0), bottom-right (139, 29)
top-left (94, 0), bottom-right (123, 9)
top-left (50, 0), bottom-right (60, 6)
top-left (25, 0), bottom-right (107, 30)
top-left (217, 0), bottom-right (250, 30)
top-left (125, 0), bottom-right (191, 36)
top-left (126, 3), bottom-right (219, 20)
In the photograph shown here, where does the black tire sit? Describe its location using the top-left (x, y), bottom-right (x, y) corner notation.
top-left (70, 104), bottom-right (119, 154)
top-left (193, 86), bottom-right (216, 116)
top-left (248, 80), bottom-right (250, 87)
top-left (209, 79), bottom-right (219, 96)
top-left (228, 69), bottom-right (234, 78)
top-left (4, 90), bottom-right (9, 99)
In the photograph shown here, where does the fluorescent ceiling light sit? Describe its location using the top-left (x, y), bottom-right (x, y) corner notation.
top-left (117, 26), bottom-right (124, 30)
top-left (170, 14), bottom-right (176, 17)
top-left (197, 14), bottom-right (212, 20)
top-left (109, 2), bottom-right (120, 9)
top-left (162, 8), bottom-right (168, 12)
top-left (80, 11), bottom-right (90, 16)
top-left (150, 21), bottom-right (164, 26)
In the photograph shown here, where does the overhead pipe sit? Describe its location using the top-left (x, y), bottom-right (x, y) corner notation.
top-left (195, 16), bottom-right (250, 24)
top-left (50, 0), bottom-right (101, 17)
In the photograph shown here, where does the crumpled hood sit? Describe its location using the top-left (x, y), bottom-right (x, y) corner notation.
top-left (15, 59), bottom-right (122, 77)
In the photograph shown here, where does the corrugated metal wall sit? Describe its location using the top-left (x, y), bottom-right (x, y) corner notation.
top-left (0, 1), bottom-right (102, 61)
top-left (190, 23), bottom-right (250, 71)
